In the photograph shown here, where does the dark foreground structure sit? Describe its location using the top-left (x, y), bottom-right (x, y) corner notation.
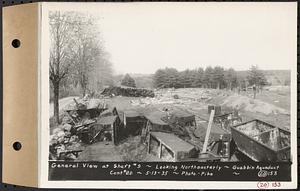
top-left (231, 119), bottom-right (290, 161)
top-left (50, 96), bottom-right (291, 162)
top-left (148, 132), bottom-right (198, 162)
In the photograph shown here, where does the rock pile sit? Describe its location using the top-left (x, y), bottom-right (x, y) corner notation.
top-left (49, 97), bottom-right (106, 161)
top-left (49, 122), bottom-right (84, 161)
top-left (101, 86), bottom-right (155, 98)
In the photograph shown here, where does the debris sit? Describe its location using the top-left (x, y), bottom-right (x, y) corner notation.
top-left (63, 123), bottom-right (72, 131)
top-left (101, 86), bottom-right (155, 98)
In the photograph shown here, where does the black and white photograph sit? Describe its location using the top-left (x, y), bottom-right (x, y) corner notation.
top-left (42, 2), bottom-right (297, 188)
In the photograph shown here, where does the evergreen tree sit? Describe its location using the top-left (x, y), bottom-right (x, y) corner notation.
top-left (225, 68), bottom-right (238, 90)
top-left (121, 74), bottom-right (136, 88)
top-left (203, 66), bottom-right (214, 88)
top-left (154, 69), bottom-right (168, 88)
top-left (180, 69), bottom-right (194, 88)
top-left (213, 66), bottom-right (225, 89)
top-left (191, 68), bottom-right (203, 88)
top-left (165, 68), bottom-right (180, 88)
top-left (247, 65), bottom-right (267, 88)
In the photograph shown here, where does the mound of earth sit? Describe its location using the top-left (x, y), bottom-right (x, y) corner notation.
top-left (221, 94), bottom-right (289, 115)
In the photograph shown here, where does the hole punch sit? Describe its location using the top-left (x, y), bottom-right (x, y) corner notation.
top-left (11, 39), bottom-right (21, 48)
top-left (13, 142), bottom-right (22, 151)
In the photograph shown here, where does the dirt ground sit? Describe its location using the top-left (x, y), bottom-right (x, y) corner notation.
top-left (76, 142), bottom-right (122, 161)
top-left (49, 96), bottom-right (79, 117)
top-left (54, 86), bottom-right (291, 162)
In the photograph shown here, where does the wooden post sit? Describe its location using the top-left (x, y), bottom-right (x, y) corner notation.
top-left (147, 134), bottom-right (151, 153)
top-left (114, 121), bottom-right (118, 144)
top-left (202, 109), bottom-right (215, 153)
top-left (158, 142), bottom-right (162, 159)
top-left (253, 84), bottom-right (257, 99)
top-left (111, 124), bottom-right (114, 145)
top-left (173, 151), bottom-right (177, 162)
top-left (123, 113), bottom-right (126, 127)
top-left (73, 98), bottom-right (79, 109)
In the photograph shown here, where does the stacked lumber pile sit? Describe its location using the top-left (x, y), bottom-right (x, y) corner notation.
top-left (101, 86), bottom-right (155, 98)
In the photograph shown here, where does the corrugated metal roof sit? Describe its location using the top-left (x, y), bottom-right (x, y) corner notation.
top-left (151, 132), bottom-right (195, 152)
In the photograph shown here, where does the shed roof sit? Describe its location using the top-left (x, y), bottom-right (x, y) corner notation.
top-left (170, 109), bottom-right (195, 118)
top-left (193, 121), bottom-right (231, 141)
top-left (123, 110), bottom-right (143, 118)
top-left (151, 132), bottom-right (195, 152)
top-left (97, 115), bottom-right (117, 125)
top-left (145, 111), bottom-right (168, 125)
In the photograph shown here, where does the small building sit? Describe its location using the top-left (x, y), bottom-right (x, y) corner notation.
top-left (194, 121), bottom-right (231, 142)
top-left (148, 132), bottom-right (198, 162)
top-left (165, 109), bottom-right (196, 127)
top-left (99, 107), bottom-right (119, 117)
top-left (144, 112), bottom-right (171, 132)
top-left (122, 110), bottom-right (147, 136)
top-left (95, 115), bottom-right (122, 145)
top-left (194, 121), bottom-right (231, 159)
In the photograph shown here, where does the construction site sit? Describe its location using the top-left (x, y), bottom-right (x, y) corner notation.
top-left (49, 85), bottom-right (291, 162)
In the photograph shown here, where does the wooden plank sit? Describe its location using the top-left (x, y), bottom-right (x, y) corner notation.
top-left (202, 109), bottom-right (215, 153)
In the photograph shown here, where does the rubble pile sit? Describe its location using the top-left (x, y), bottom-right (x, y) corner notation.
top-left (130, 88), bottom-right (221, 107)
top-left (49, 97), bottom-right (106, 161)
top-left (64, 97), bottom-right (106, 111)
top-left (101, 86), bottom-right (155, 98)
top-left (49, 122), bottom-right (84, 161)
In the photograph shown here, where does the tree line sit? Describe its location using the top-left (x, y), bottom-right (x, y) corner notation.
top-left (153, 65), bottom-right (268, 90)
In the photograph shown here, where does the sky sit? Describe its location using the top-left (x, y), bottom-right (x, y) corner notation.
top-left (47, 2), bottom-right (297, 74)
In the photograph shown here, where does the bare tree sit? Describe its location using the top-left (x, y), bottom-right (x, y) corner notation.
top-left (89, 52), bottom-right (114, 91)
top-left (69, 15), bottom-right (106, 96)
top-left (49, 11), bottom-right (76, 124)
top-left (50, 12), bottom-right (114, 123)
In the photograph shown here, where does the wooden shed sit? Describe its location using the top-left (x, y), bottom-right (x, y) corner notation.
top-left (163, 109), bottom-right (196, 127)
top-left (148, 132), bottom-right (198, 162)
top-left (144, 113), bottom-right (171, 132)
top-left (122, 110), bottom-right (147, 136)
top-left (96, 115), bottom-right (122, 145)
top-left (99, 107), bottom-right (119, 117)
